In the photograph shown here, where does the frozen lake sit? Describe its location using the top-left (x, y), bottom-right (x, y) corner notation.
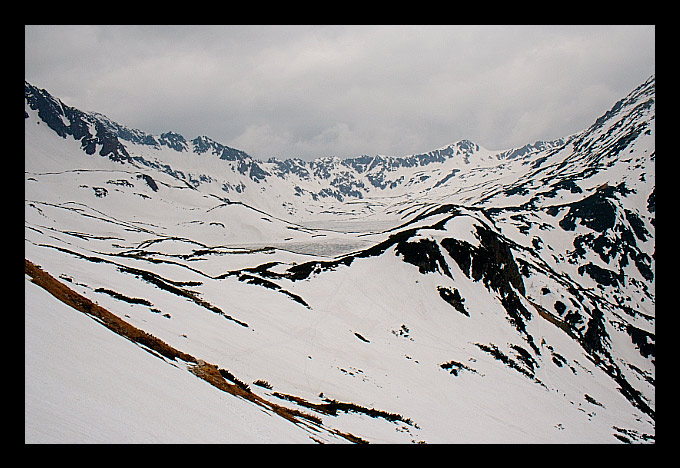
top-left (299, 218), bottom-right (403, 234)
top-left (269, 239), bottom-right (374, 257)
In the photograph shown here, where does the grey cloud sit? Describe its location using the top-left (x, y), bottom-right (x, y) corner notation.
top-left (25, 25), bottom-right (654, 161)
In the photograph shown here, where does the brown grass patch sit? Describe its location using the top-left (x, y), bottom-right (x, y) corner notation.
top-left (189, 361), bottom-right (322, 424)
top-left (25, 259), bottom-right (362, 441)
top-left (25, 259), bottom-right (196, 363)
top-left (527, 298), bottom-right (578, 339)
top-left (273, 392), bottom-right (416, 426)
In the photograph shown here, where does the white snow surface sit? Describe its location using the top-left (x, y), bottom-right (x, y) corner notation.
top-left (25, 77), bottom-right (655, 443)
top-left (25, 278), bottom-right (322, 444)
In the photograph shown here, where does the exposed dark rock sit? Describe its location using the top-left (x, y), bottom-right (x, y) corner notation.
top-left (238, 273), bottom-right (310, 309)
top-left (554, 300), bottom-right (566, 315)
top-left (93, 187), bottom-right (108, 198)
top-left (626, 324), bottom-right (655, 359)
top-left (441, 224), bottom-right (525, 296)
top-left (510, 344), bottom-right (538, 373)
top-left (94, 288), bottom-right (153, 306)
top-left (440, 360), bottom-right (477, 376)
top-left (578, 263), bottom-right (621, 287)
top-left (26, 82), bottom-right (134, 163)
top-left (25, 81), bottom-right (71, 138)
top-left (584, 394), bottom-right (605, 407)
top-left (395, 238), bottom-right (452, 277)
top-left (559, 188), bottom-right (617, 232)
top-left (624, 209), bottom-right (649, 242)
top-left (474, 343), bottom-right (544, 386)
top-left (581, 308), bottom-right (610, 355)
top-left (545, 206), bottom-right (560, 217)
top-left (437, 286), bottom-right (468, 316)
top-left (159, 131), bottom-right (188, 152)
top-left (392, 324), bottom-right (413, 340)
top-left (354, 332), bottom-right (370, 343)
top-left (137, 174), bottom-right (159, 192)
top-left (285, 227), bottom-right (420, 281)
top-left (564, 310), bottom-right (583, 328)
top-left (107, 179), bottom-right (134, 188)
top-left (441, 225), bottom-right (532, 339)
top-left (547, 347), bottom-right (568, 368)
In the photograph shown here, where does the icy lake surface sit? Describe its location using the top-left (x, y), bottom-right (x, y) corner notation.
top-left (222, 219), bottom-right (402, 257)
top-left (300, 218), bottom-right (402, 233)
top-left (267, 239), bottom-right (374, 257)
top-left (286, 218), bottom-right (408, 256)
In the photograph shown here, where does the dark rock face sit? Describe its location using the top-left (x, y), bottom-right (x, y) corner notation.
top-left (441, 225), bottom-right (525, 297)
top-left (192, 135), bottom-right (252, 162)
top-left (441, 225), bottom-right (534, 347)
top-left (236, 159), bottom-right (270, 183)
top-left (626, 324), bottom-right (655, 359)
top-left (137, 174), bottom-right (159, 192)
top-left (92, 187), bottom-right (108, 198)
top-left (561, 185), bottom-right (654, 287)
top-left (558, 187), bottom-right (617, 233)
top-left (97, 126), bottom-right (131, 162)
top-left (159, 132), bottom-right (188, 152)
top-left (25, 82), bottom-right (71, 138)
top-left (395, 238), bottom-right (452, 277)
top-left (647, 188), bottom-right (655, 213)
top-left (578, 263), bottom-right (621, 287)
top-left (270, 158), bottom-right (312, 180)
top-left (25, 82), bottom-right (132, 163)
top-left (474, 343), bottom-right (543, 385)
top-left (437, 286), bottom-right (468, 316)
top-left (440, 359), bottom-right (477, 376)
top-left (581, 308), bottom-right (610, 355)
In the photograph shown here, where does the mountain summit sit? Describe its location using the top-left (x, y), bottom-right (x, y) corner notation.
top-left (25, 76), bottom-right (654, 443)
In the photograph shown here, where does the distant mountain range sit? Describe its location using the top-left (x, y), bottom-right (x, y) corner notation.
top-left (24, 80), bottom-right (570, 205)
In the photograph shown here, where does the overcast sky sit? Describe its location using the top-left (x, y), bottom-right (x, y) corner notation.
top-left (25, 25), bottom-right (655, 161)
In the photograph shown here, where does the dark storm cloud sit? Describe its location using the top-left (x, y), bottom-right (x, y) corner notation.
top-left (25, 25), bottom-right (655, 161)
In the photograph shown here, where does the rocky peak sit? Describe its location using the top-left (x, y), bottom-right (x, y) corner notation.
top-left (158, 131), bottom-right (188, 152)
top-left (25, 81), bottom-right (132, 163)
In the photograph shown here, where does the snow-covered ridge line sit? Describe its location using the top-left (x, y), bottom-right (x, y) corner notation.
top-left (24, 81), bottom-right (480, 164)
top-left (21, 81), bottom-right (566, 191)
top-left (25, 76), bottom-right (655, 214)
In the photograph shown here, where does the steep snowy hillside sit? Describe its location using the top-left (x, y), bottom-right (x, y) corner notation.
top-left (25, 76), bottom-right (654, 443)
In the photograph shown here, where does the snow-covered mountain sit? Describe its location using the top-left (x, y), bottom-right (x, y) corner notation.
top-left (25, 75), bottom-right (654, 443)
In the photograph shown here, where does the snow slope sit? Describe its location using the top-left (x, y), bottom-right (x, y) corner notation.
top-left (25, 278), bottom-right (327, 444)
top-left (25, 76), bottom-right (655, 443)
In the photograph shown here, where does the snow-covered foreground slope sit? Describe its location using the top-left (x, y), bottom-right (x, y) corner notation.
top-left (25, 276), bottom-right (328, 444)
top-left (25, 77), bottom-right (654, 443)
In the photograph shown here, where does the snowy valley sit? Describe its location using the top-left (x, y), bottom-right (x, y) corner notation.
top-left (25, 76), bottom-right (655, 443)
